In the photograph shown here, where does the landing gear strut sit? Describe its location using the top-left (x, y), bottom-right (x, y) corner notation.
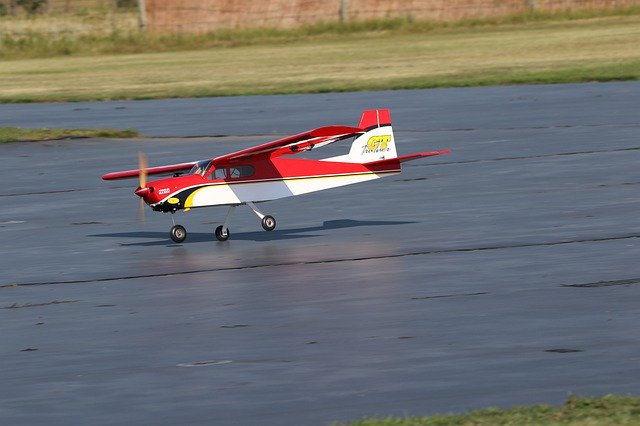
top-left (167, 203), bottom-right (276, 243)
top-left (168, 212), bottom-right (187, 243)
top-left (213, 202), bottom-right (276, 241)
top-left (215, 205), bottom-right (236, 241)
top-left (248, 202), bottom-right (276, 232)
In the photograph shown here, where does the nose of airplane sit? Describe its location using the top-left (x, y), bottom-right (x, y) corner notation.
top-left (134, 186), bottom-right (153, 203)
top-left (134, 187), bottom-right (149, 197)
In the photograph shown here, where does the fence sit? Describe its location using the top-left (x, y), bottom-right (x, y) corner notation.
top-left (0, 1), bottom-right (138, 38)
top-left (0, 0), bottom-right (126, 14)
top-left (1, 0), bottom-right (639, 33)
top-left (144, 0), bottom-right (640, 33)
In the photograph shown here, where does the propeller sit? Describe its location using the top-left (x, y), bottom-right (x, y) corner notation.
top-left (139, 151), bottom-right (147, 188)
top-left (137, 152), bottom-right (148, 225)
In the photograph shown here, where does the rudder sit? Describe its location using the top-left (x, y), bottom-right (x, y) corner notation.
top-left (324, 109), bottom-right (398, 164)
top-left (358, 109), bottom-right (391, 130)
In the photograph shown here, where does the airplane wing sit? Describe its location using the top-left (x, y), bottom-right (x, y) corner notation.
top-left (102, 126), bottom-right (362, 180)
top-left (212, 126), bottom-right (362, 164)
top-left (101, 161), bottom-right (197, 180)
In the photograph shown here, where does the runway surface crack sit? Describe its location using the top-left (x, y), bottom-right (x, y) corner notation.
top-left (1, 185), bottom-right (130, 197)
top-left (420, 146), bottom-right (640, 167)
top-left (4, 234), bottom-right (639, 288)
top-left (411, 292), bottom-right (488, 300)
top-left (563, 278), bottom-right (640, 288)
top-left (404, 122), bottom-right (640, 133)
top-left (0, 188), bottom-right (92, 197)
top-left (2, 300), bottom-right (78, 309)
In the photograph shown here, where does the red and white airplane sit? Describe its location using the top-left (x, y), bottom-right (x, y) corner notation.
top-left (102, 109), bottom-right (448, 242)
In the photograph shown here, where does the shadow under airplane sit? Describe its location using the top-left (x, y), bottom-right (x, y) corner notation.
top-left (90, 219), bottom-right (416, 247)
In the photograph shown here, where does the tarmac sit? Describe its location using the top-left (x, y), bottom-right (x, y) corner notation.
top-left (1, 82), bottom-right (640, 425)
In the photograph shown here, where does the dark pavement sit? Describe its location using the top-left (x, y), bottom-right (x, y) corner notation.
top-left (1, 83), bottom-right (640, 425)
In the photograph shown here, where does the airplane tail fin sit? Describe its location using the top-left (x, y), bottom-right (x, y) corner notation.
top-left (323, 109), bottom-right (398, 164)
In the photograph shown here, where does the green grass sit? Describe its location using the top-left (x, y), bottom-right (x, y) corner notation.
top-left (1, 11), bottom-right (640, 103)
top-left (340, 395), bottom-right (640, 426)
top-left (0, 127), bottom-right (139, 142)
top-left (2, 7), bottom-right (640, 60)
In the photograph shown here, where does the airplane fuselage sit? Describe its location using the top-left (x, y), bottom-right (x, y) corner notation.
top-left (145, 157), bottom-right (401, 212)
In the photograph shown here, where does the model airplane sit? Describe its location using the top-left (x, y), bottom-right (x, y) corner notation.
top-left (102, 109), bottom-right (449, 242)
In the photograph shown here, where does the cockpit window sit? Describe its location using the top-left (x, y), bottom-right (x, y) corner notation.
top-left (189, 160), bottom-right (211, 176)
top-left (229, 165), bottom-right (255, 179)
top-left (210, 168), bottom-right (227, 180)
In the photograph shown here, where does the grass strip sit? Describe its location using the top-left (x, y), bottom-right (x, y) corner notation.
top-left (1, 7), bottom-right (640, 60)
top-left (340, 395), bottom-right (640, 426)
top-left (0, 15), bottom-right (640, 102)
top-left (1, 15), bottom-right (639, 103)
top-left (0, 127), bottom-right (139, 142)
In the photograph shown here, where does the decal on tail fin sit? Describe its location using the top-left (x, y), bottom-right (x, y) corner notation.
top-left (323, 109), bottom-right (398, 164)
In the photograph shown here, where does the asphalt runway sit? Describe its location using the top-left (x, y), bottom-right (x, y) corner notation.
top-left (1, 83), bottom-right (640, 425)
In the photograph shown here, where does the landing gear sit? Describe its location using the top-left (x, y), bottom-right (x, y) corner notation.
top-left (248, 202), bottom-right (277, 233)
top-left (261, 215), bottom-right (276, 231)
top-left (170, 224), bottom-right (187, 243)
top-left (213, 203), bottom-right (276, 241)
top-left (167, 203), bottom-right (275, 243)
top-left (214, 205), bottom-right (236, 241)
top-left (215, 225), bottom-right (230, 241)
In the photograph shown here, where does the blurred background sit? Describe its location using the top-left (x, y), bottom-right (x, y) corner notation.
top-left (2, 0), bottom-right (639, 35)
top-left (1, 1), bottom-right (638, 102)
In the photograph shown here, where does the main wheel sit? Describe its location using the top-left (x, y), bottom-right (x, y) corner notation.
top-left (170, 224), bottom-right (187, 243)
top-left (215, 225), bottom-right (230, 241)
top-left (261, 215), bottom-right (276, 231)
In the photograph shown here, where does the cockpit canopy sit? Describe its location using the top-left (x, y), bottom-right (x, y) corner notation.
top-left (189, 160), bottom-right (212, 176)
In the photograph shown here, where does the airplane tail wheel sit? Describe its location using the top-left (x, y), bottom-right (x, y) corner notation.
top-left (261, 215), bottom-right (276, 232)
top-left (215, 225), bottom-right (230, 241)
top-left (170, 225), bottom-right (187, 243)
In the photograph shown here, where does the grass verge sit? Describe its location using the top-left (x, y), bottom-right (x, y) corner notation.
top-left (1, 7), bottom-right (640, 60)
top-left (1, 13), bottom-right (639, 103)
top-left (0, 127), bottom-right (139, 142)
top-left (340, 395), bottom-right (640, 426)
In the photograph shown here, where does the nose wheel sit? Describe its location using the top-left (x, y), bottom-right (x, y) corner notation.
top-left (170, 224), bottom-right (187, 243)
top-left (215, 225), bottom-right (230, 241)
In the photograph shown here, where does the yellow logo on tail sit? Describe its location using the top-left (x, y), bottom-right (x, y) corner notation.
top-left (363, 135), bottom-right (391, 154)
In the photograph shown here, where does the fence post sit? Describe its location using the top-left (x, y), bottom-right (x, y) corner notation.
top-left (340, 0), bottom-right (349, 23)
top-left (527, 0), bottom-right (536, 12)
top-left (138, 0), bottom-right (148, 31)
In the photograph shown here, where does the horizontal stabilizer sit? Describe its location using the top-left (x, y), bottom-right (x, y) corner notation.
top-left (364, 150), bottom-right (450, 167)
